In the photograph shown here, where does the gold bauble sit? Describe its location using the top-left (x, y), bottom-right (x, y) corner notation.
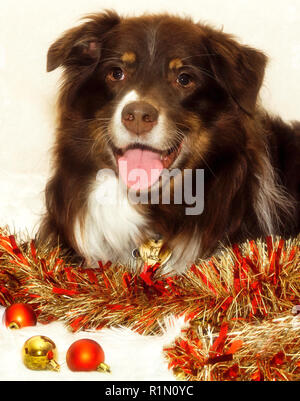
top-left (22, 336), bottom-right (60, 372)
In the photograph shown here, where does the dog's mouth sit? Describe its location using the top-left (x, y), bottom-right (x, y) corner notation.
top-left (112, 143), bottom-right (183, 190)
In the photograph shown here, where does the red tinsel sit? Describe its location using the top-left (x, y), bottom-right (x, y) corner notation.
top-left (0, 229), bottom-right (299, 380)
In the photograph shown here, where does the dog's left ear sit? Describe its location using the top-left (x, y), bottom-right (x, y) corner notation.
top-left (47, 11), bottom-right (120, 72)
top-left (203, 28), bottom-right (268, 114)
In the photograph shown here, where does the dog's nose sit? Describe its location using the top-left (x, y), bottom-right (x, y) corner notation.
top-left (121, 101), bottom-right (158, 135)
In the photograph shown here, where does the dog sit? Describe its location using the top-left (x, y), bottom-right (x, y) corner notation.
top-left (38, 11), bottom-right (300, 273)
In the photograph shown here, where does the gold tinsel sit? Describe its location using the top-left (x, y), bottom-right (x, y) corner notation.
top-left (0, 227), bottom-right (299, 381)
top-left (164, 313), bottom-right (300, 381)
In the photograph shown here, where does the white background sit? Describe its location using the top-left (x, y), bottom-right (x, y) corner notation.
top-left (0, 0), bottom-right (299, 381)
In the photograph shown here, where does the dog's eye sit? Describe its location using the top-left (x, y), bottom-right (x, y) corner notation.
top-left (177, 73), bottom-right (193, 88)
top-left (107, 67), bottom-right (125, 82)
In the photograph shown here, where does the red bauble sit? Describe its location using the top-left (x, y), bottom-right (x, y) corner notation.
top-left (3, 303), bottom-right (37, 329)
top-left (66, 339), bottom-right (106, 372)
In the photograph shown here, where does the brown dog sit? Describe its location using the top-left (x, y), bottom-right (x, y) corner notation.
top-left (39, 11), bottom-right (300, 273)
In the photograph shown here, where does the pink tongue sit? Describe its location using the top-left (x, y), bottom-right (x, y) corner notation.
top-left (118, 148), bottom-right (163, 190)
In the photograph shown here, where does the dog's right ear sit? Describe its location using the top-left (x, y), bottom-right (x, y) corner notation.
top-left (47, 11), bottom-right (120, 72)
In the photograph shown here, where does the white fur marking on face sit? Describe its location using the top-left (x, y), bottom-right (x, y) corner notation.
top-left (147, 26), bottom-right (157, 61)
top-left (109, 90), bottom-right (169, 150)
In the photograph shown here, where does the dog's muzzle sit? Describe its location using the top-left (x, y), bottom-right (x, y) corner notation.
top-left (121, 101), bottom-right (159, 136)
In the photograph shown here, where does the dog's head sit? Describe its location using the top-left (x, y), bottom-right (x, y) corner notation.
top-left (47, 11), bottom-right (267, 188)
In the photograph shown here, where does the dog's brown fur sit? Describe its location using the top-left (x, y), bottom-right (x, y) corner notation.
top-left (39, 11), bottom-right (300, 265)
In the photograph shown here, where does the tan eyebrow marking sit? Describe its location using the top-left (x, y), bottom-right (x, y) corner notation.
top-left (169, 58), bottom-right (183, 70)
top-left (121, 52), bottom-right (136, 64)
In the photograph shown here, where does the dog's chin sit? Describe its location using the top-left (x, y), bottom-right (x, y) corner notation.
top-left (110, 141), bottom-right (183, 190)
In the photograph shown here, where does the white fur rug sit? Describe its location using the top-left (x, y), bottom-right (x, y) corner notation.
top-left (0, 306), bottom-right (185, 381)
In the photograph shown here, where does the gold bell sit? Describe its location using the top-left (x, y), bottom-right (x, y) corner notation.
top-left (22, 336), bottom-right (60, 372)
top-left (138, 238), bottom-right (172, 266)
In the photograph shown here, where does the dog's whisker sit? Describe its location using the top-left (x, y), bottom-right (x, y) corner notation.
top-left (95, 118), bottom-right (112, 121)
top-left (72, 118), bottom-right (111, 125)
top-left (175, 122), bottom-right (191, 131)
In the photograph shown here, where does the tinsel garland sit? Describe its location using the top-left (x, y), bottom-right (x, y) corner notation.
top-left (164, 313), bottom-right (300, 381)
top-left (0, 227), bottom-right (299, 381)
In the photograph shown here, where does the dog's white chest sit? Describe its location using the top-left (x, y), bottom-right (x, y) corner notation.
top-left (74, 172), bottom-right (146, 265)
top-left (74, 171), bottom-right (200, 273)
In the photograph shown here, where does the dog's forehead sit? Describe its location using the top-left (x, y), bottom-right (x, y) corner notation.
top-left (105, 17), bottom-right (202, 63)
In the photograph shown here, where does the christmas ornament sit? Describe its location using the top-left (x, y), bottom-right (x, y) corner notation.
top-left (66, 339), bottom-right (110, 373)
top-left (22, 336), bottom-right (60, 372)
top-left (3, 303), bottom-right (37, 329)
